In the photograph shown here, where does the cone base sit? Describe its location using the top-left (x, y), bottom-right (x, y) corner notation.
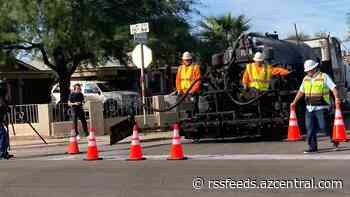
top-left (333, 139), bottom-right (349, 142)
top-left (66, 152), bottom-right (81, 155)
top-left (126, 157), bottom-right (146, 161)
top-left (167, 156), bottom-right (188, 160)
top-left (84, 158), bottom-right (103, 161)
top-left (286, 137), bottom-right (303, 142)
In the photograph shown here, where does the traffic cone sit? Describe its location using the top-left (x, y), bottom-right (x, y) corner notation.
top-left (84, 128), bottom-right (102, 161)
top-left (127, 123), bottom-right (146, 160)
top-left (66, 128), bottom-right (80, 154)
top-left (168, 123), bottom-right (187, 160)
top-left (286, 106), bottom-right (302, 141)
top-left (332, 104), bottom-right (348, 142)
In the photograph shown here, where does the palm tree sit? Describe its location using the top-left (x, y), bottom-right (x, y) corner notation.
top-left (198, 13), bottom-right (250, 49)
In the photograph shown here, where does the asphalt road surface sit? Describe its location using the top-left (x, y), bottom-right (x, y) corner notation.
top-left (1, 135), bottom-right (350, 197)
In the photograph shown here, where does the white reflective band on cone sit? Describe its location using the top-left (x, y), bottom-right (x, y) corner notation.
top-left (335, 110), bottom-right (342, 117)
top-left (334, 119), bottom-right (344, 125)
top-left (88, 140), bottom-right (96, 146)
top-left (69, 137), bottom-right (77, 142)
top-left (132, 131), bottom-right (139, 139)
top-left (289, 120), bottom-right (298, 126)
top-left (89, 133), bottom-right (95, 138)
top-left (172, 139), bottom-right (180, 145)
top-left (173, 129), bottom-right (180, 138)
top-left (290, 111), bottom-right (297, 118)
top-left (131, 140), bottom-right (140, 145)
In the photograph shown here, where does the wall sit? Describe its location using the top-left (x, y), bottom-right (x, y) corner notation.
top-left (9, 97), bottom-right (180, 137)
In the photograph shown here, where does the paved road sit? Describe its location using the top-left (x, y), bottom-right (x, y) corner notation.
top-left (1, 134), bottom-right (350, 196)
top-left (0, 160), bottom-right (348, 197)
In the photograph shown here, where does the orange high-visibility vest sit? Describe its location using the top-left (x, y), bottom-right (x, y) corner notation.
top-left (177, 64), bottom-right (200, 93)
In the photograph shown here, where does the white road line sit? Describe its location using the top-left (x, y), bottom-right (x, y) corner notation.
top-left (25, 154), bottom-right (350, 160)
top-left (103, 154), bottom-right (350, 160)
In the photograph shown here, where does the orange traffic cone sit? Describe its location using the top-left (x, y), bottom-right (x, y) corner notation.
top-left (332, 104), bottom-right (348, 142)
top-left (286, 106), bottom-right (302, 141)
top-left (67, 128), bottom-right (80, 154)
top-left (127, 123), bottom-right (146, 160)
top-left (168, 123), bottom-right (187, 160)
top-left (84, 128), bottom-right (102, 161)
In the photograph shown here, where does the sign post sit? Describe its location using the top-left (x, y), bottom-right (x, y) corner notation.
top-left (130, 22), bottom-right (151, 126)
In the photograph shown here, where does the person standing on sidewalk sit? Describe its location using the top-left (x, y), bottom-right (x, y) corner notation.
top-left (0, 79), bottom-right (13, 159)
top-left (290, 60), bottom-right (340, 153)
top-left (68, 83), bottom-right (88, 138)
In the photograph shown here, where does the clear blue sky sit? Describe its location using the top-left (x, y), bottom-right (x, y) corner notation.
top-left (196, 0), bottom-right (350, 50)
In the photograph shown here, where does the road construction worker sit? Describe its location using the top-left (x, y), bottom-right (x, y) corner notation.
top-left (176, 51), bottom-right (201, 113)
top-left (241, 52), bottom-right (289, 92)
top-left (290, 59), bottom-right (340, 153)
top-left (68, 83), bottom-right (89, 138)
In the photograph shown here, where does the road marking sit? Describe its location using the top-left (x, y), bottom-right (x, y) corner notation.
top-left (101, 154), bottom-right (350, 161)
top-left (25, 154), bottom-right (350, 160)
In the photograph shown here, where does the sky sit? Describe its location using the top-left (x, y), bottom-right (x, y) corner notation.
top-left (196, 0), bottom-right (350, 50)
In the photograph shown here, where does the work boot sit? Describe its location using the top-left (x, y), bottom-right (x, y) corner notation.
top-left (333, 142), bottom-right (340, 151)
top-left (1, 152), bottom-right (14, 160)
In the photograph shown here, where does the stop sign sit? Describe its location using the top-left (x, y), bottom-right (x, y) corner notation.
top-left (132, 44), bottom-right (152, 68)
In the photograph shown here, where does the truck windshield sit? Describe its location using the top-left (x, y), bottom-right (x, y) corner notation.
top-left (97, 83), bottom-right (120, 92)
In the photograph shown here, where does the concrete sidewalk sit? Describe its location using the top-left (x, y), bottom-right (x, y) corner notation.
top-left (10, 131), bottom-right (173, 147)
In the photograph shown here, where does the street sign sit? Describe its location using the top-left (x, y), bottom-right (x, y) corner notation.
top-left (131, 44), bottom-right (152, 69)
top-left (134, 32), bottom-right (148, 44)
top-left (130, 23), bottom-right (149, 35)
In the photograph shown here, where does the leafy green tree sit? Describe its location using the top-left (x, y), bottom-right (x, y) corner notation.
top-left (198, 13), bottom-right (250, 64)
top-left (199, 13), bottom-right (249, 48)
top-left (0, 0), bottom-right (198, 102)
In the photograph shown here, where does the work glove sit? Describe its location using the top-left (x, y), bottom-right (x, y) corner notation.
top-left (242, 85), bottom-right (248, 91)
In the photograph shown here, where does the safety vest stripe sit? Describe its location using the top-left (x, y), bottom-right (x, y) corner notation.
top-left (250, 80), bottom-right (271, 83)
top-left (305, 93), bottom-right (329, 97)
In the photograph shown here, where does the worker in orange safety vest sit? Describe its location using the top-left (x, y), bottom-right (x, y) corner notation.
top-left (175, 51), bottom-right (201, 113)
top-left (241, 52), bottom-right (290, 92)
top-left (176, 51), bottom-right (201, 96)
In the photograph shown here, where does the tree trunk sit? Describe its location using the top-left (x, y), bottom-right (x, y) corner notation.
top-left (59, 76), bottom-right (71, 103)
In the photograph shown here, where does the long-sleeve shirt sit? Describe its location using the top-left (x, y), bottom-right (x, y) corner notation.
top-left (241, 64), bottom-right (289, 87)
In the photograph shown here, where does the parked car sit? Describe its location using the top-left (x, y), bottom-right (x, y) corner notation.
top-left (51, 81), bottom-right (139, 115)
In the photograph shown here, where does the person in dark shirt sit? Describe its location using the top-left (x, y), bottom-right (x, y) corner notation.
top-left (0, 79), bottom-right (13, 159)
top-left (68, 83), bottom-right (88, 137)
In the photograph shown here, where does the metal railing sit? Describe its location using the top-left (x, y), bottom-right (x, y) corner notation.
top-left (7, 104), bottom-right (39, 124)
top-left (50, 103), bottom-right (90, 122)
top-left (103, 96), bottom-right (155, 119)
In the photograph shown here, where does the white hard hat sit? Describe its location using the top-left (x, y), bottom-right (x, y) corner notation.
top-left (182, 51), bottom-right (192, 60)
top-left (253, 52), bottom-right (264, 62)
top-left (304, 59), bottom-right (319, 72)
